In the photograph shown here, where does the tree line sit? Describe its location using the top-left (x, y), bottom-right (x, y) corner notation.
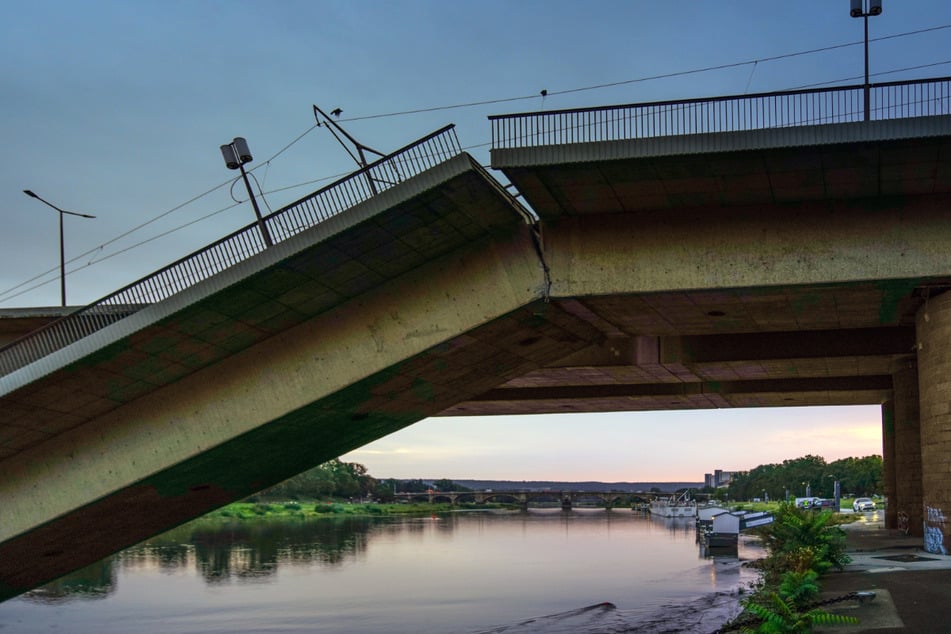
top-left (257, 459), bottom-right (470, 502)
top-left (258, 453), bottom-right (882, 504)
top-left (724, 454), bottom-right (882, 501)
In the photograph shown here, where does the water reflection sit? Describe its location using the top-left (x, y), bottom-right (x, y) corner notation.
top-left (25, 515), bottom-right (398, 602)
top-left (23, 560), bottom-right (116, 604)
top-left (26, 512), bottom-right (762, 604)
top-left (7, 510), bottom-right (764, 634)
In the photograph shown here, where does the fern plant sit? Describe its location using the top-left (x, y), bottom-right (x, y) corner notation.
top-left (742, 570), bottom-right (858, 633)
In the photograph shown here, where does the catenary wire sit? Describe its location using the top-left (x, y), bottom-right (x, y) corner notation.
top-left (3, 24), bottom-right (950, 302)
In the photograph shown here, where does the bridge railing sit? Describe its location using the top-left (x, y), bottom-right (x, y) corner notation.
top-left (0, 125), bottom-right (461, 377)
top-left (490, 76), bottom-right (951, 149)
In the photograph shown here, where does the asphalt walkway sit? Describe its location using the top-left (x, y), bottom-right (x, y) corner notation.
top-left (815, 513), bottom-right (951, 633)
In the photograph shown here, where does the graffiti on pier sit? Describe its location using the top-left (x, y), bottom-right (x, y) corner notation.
top-left (924, 505), bottom-right (948, 555)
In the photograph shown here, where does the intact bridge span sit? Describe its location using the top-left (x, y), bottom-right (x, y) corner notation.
top-left (393, 490), bottom-right (673, 509)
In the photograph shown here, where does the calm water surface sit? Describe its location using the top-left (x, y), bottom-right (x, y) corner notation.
top-left (0, 509), bottom-right (763, 633)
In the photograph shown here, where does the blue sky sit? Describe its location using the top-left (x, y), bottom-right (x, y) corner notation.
top-left (3, 1), bottom-right (946, 480)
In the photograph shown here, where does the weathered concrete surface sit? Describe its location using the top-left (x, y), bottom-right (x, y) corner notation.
top-left (891, 359), bottom-right (923, 538)
top-left (819, 516), bottom-right (951, 633)
top-left (0, 155), bottom-right (565, 600)
top-left (540, 197), bottom-right (951, 298)
top-left (0, 225), bottom-right (606, 599)
top-left (917, 291), bottom-right (951, 554)
top-left (881, 400), bottom-right (897, 530)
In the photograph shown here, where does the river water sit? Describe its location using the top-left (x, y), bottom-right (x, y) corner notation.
top-left (0, 509), bottom-right (763, 633)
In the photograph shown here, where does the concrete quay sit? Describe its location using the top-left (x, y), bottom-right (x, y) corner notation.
top-left (816, 513), bottom-right (951, 633)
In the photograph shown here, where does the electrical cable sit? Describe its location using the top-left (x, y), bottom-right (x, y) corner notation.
top-left (334, 23), bottom-right (951, 123)
top-left (3, 24), bottom-right (949, 302)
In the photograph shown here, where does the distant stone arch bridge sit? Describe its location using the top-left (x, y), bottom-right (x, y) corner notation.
top-left (393, 490), bottom-right (668, 510)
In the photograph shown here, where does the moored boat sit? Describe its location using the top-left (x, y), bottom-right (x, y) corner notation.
top-left (649, 491), bottom-right (697, 518)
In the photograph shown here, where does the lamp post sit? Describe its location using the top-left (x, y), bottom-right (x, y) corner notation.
top-left (220, 137), bottom-right (272, 247)
top-left (850, 0), bottom-right (883, 121)
top-left (22, 190), bottom-right (96, 307)
top-left (827, 474), bottom-right (842, 512)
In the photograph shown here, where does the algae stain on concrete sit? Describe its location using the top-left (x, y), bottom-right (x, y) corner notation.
top-left (875, 279), bottom-right (921, 325)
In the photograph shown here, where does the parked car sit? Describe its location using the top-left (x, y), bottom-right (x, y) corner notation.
top-left (794, 497), bottom-right (822, 509)
top-left (853, 497), bottom-right (875, 512)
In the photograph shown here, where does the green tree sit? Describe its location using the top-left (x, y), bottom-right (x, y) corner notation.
top-left (400, 479), bottom-right (431, 493)
top-left (432, 479), bottom-right (471, 492)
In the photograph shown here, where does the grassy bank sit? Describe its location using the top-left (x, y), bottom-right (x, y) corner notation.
top-left (199, 500), bottom-right (513, 521)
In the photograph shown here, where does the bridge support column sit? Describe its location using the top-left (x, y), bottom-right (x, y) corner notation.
top-left (917, 292), bottom-right (951, 553)
top-left (561, 496), bottom-right (572, 511)
top-left (881, 400), bottom-right (897, 529)
top-left (892, 357), bottom-right (923, 538)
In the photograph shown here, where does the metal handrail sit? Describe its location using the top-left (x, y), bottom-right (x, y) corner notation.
top-left (0, 125), bottom-right (461, 376)
top-left (490, 76), bottom-right (951, 149)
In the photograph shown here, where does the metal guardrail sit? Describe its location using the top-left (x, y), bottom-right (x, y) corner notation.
top-left (490, 77), bottom-right (951, 149)
top-left (0, 125), bottom-right (461, 376)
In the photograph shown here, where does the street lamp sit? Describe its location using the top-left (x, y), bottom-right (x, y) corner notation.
top-left (22, 190), bottom-right (96, 307)
top-left (827, 474), bottom-right (842, 512)
top-left (850, 0), bottom-right (883, 121)
top-left (220, 137), bottom-right (273, 247)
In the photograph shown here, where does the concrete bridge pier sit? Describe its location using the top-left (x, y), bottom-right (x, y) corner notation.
top-left (917, 291), bottom-right (951, 554)
top-left (892, 357), bottom-right (923, 538)
top-left (881, 400), bottom-right (897, 530)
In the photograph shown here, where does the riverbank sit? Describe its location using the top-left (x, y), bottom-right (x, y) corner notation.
top-left (198, 500), bottom-right (514, 522)
top-left (814, 514), bottom-right (951, 633)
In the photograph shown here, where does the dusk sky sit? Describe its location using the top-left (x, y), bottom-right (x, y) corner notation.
top-left (3, 1), bottom-right (946, 482)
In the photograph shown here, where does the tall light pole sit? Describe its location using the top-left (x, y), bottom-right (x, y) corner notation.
top-left (850, 0), bottom-right (883, 121)
top-left (22, 190), bottom-right (96, 307)
top-left (827, 474), bottom-right (842, 512)
top-left (220, 137), bottom-right (273, 247)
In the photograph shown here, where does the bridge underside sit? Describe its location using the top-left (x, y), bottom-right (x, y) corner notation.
top-left (2, 118), bottom-right (951, 598)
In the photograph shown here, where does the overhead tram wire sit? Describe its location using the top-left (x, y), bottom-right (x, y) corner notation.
top-left (0, 165), bottom-right (363, 304)
top-left (3, 24), bottom-right (949, 303)
top-left (334, 22), bottom-right (951, 123)
top-left (0, 124), bottom-right (323, 304)
top-left (790, 59), bottom-right (951, 90)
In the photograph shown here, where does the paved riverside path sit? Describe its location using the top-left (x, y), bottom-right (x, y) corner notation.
top-left (815, 515), bottom-right (951, 633)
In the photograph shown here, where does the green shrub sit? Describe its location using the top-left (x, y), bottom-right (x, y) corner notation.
top-left (283, 502), bottom-right (302, 511)
top-left (756, 503), bottom-right (850, 584)
top-left (742, 570), bottom-right (858, 632)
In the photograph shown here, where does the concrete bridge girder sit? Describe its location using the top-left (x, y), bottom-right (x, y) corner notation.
top-left (4, 117), bottom-right (951, 595)
top-left (2, 153), bottom-right (615, 598)
top-left (0, 229), bottom-right (542, 539)
top-left (541, 198), bottom-right (951, 299)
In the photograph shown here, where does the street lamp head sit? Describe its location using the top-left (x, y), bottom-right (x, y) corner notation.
top-left (220, 137), bottom-right (253, 170)
top-left (23, 189), bottom-right (39, 199)
top-left (231, 137), bottom-right (253, 164)
top-left (850, 0), bottom-right (882, 17)
top-left (220, 143), bottom-right (241, 170)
